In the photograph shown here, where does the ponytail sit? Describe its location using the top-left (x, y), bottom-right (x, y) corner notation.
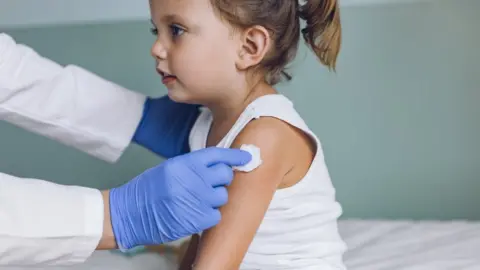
top-left (299, 0), bottom-right (341, 71)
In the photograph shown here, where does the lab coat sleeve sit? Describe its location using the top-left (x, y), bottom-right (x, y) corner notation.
top-left (0, 33), bottom-right (146, 163)
top-left (0, 172), bottom-right (104, 266)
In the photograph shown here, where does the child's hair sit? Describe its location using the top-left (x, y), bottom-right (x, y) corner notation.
top-left (211, 0), bottom-right (341, 85)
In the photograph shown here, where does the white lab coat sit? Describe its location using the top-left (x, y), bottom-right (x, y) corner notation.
top-left (0, 33), bottom-right (146, 266)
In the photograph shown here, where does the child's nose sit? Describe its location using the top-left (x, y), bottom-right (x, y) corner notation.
top-left (151, 40), bottom-right (167, 61)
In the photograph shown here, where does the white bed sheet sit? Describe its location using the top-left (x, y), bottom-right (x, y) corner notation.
top-left (341, 219), bottom-right (480, 270)
top-left (2, 219), bottom-right (480, 270)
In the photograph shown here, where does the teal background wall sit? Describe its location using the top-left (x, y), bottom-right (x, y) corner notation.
top-left (1, 0), bottom-right (479, 220)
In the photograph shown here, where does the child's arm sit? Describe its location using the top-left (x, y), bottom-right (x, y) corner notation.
top-left (184, 118), bottom-right (298, 270)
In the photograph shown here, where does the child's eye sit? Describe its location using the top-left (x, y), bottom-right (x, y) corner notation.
top-left (170, 24), bottom-right (185, 37)
top-left (150, 27), bottom-right (158, 36)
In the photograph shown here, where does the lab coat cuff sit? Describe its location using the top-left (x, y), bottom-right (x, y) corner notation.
top-left (83, 188), bottom-right (105, 243)
top-left (65, 63), bottom-right (148, 163)
top-left (72, 187), bottom-right (105, 264)
top-left (98, 89), bottom-right (146, 163)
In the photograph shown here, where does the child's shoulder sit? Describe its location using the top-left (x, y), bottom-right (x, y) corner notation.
top-left (232, 114), bottom-right (316, 188)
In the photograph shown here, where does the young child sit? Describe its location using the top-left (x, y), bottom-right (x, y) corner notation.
top-left (149, 0), bottom-right (347, 269)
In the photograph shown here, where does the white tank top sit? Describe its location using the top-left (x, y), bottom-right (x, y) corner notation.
top-left (189, 94), bottom-right (347, 270)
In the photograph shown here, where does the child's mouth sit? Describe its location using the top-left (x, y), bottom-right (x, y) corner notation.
top-left (157, 69), bottom-right (177, 85)
top-left (162, 75), bottom-right (177, 85)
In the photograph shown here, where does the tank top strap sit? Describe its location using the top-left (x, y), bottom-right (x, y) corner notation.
top-left (189, 94), bottom-right (319, 151)
top-left (218, 94), bottom-right (317, 148)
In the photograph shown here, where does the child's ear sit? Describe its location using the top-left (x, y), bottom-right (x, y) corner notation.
top-left (236, 26), bottom-right (271, 70)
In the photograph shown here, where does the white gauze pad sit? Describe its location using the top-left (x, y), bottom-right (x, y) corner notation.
top-left (234, 144), bottom-right (262, 172)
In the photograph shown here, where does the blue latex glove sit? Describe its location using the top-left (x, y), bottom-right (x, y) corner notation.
top-left (109, 147), bottom-right (252, 250)
top-left (132, 96), bottom-right (200, 158)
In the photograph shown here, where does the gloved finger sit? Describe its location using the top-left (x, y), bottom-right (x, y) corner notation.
top-left (206, 163), bottom-right (234, 187)
top-left (208, 186), bottom-right (229, 208)
top-left (201, 209), bottom-right (222, 231)
top-left (192, 147), bottom-right (252, 167)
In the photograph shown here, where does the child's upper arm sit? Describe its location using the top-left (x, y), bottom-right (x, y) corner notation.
top-left (191, 117), bottom-right (296, 270)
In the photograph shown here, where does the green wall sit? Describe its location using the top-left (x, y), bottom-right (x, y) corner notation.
top-left (1, 0), bottom-right (479, 220)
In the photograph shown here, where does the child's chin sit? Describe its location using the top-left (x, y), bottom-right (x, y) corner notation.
top-left (167, 90), bottom-right (195, 104)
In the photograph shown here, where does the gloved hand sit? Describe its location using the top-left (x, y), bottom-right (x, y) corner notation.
top-left (132, 96), bottom-right (200, 158)
top-left (109, 147), bottom-right (252, 250)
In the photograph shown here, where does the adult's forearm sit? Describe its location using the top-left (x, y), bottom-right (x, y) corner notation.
top-left (0, 33), bottom-right (146, 163)
top-left (0, 172), bottom-right (103, 266)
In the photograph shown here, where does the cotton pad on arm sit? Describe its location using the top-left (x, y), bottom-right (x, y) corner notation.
top-left (233, 144), bottom-right (262, 172)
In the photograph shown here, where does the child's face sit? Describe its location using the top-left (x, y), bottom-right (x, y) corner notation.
top-left (149, 0), bottom-right (241, 104)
